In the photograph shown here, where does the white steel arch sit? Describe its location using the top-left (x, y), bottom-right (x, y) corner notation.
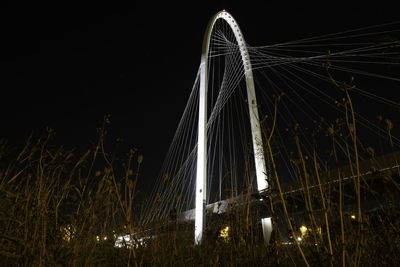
top-left (195, 10), bottom-right (272, 244)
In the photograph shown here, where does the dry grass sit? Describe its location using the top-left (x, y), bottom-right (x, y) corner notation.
top-left (1, 79), bottom-right (400, 266)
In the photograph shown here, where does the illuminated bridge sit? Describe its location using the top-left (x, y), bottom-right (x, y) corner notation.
top-left (139, 10), bottom-right (400, 245)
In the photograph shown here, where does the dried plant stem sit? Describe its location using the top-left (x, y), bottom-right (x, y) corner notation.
top-left (294, 135), bottom-right (320, 248)
top-left (266, 139), bottom-right (310, 267)
top-left (313, 149), bottom-right (333, 260)
top-left (343, 88), bottom-right (363, 267)
top-left (332, 133), bottom-right (347, 267)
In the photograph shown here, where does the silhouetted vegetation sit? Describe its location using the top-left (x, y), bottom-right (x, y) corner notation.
top-left (1, 76), bottom-right (400, 266)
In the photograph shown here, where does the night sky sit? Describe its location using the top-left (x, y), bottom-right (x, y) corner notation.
top-left (1, 2), bottom-right (399, 196)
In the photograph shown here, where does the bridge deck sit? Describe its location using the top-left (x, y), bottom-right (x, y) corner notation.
top-left (179, 151), bottom-right (400, 222)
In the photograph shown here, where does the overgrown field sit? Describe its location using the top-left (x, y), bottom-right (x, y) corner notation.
top-left (1, 103), bottom-right (400, 266)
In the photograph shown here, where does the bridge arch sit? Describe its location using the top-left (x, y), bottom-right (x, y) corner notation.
top-left (195, 10), bottom-right (271, 244)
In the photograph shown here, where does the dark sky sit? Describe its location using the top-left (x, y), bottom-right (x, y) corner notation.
top-left (1, 1), bottom-right (399, 195)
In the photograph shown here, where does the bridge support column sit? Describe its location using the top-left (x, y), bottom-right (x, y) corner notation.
top-left (195, 61), bottom-right (207, 245)
top-left (195, 10), bottom-right (273, 245)
top-left (261, 217), bottom-right (273, 243)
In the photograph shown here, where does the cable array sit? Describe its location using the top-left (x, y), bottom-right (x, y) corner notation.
top-left (142, 19), bottom-right (400, 224)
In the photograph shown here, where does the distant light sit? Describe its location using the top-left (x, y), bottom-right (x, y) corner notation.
top-left (297, 236), bottom-right (302, 242)
top-left (96, 235), bottom-right (100, 242)
top-left (114, 234), bottom-right (152, 248)
top-left (350, 214), bottom-right (356, 220)
top-left (316, 227), bottom-right (322, 235)
top-left (60, 224), bottom-right (75, 242)
top-left (300, 225), bottom-right (308, 236)
top-left (103, 236), bottom-right (107, 241)
top-left (219, 226), bottom-right (230, 241)
top-left (115, 234), bottom-right (131, 248)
